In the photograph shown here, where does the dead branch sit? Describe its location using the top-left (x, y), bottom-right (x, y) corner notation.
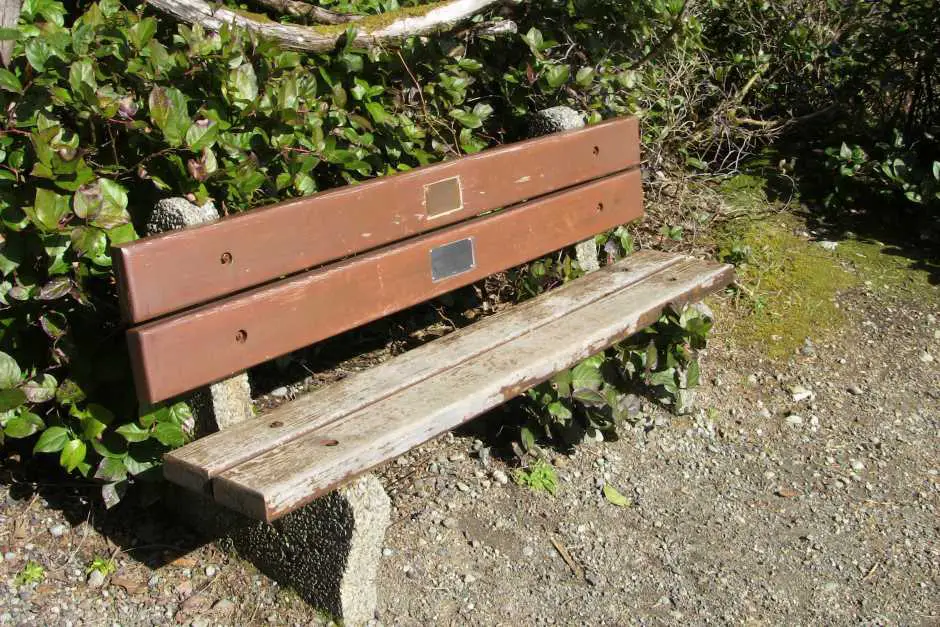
top-left (147, 0), bottom-right (513, 52)
top-left (251, 0), bottom-right (361, 23)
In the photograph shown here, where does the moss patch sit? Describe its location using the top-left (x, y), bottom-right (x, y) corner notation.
top-left (716, 213), bottom-right (857, 359)
top-left (311, 1), bottom-right (447, 36)
top-left (713, 174), bottom-right (938, 360)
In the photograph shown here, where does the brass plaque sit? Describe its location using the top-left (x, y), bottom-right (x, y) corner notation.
top-left (430, 238), bottom-right (475, 282)
top-left (424, 176), bottom-right (463, 218)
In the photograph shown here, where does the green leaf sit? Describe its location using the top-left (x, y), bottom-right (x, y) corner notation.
top-left (449, 109), bottom-right (482, 129)
top-left (153, 421), bottom-right (185, 447)
top-left (686, 360), bottom-right (701, 388)
top-left (603, 483), bottom-right (631, 507)
top-left (25, 38), bottom-right (51, 71)
top-left (60, 439), bottom-right (87, 472)
top-left (520, 425), bottom-right (536, 451)
top-left (0, 68), bottom-right (22, 93)
top-left (37, 277), bottom-right (71, 300)
top-left (575, 66), bottom-right (595, 86)
top-left (127, 17), bottom-right (157, 49)
top-left (229, 63), bottom-right (258, 105)
top-left (543, 64), bottom-right (570, 89)
top-left (68, 58), bottom-right (97, 102)
top-left (572, 388), bottom-right (607, 407)
top-left (22, 374), bottom-right (57, 403)
top-left (148, 87), bottom-right (191, 147)
top-left (0, 351), bottom-right (22, 389)
top-left (70, 226), bottom-right (107, 259)
top-left (0, 388), bottom-right (26, 411)
top-left (185, 119), bottom-right (218, 151)
top-left (116, 422), bottom-right (150, 443)
top-left (94, 457), bottom-right (127, 482)
top-left (571, 360), bottom-right (603, 391)
top-left (547, 401), bottom-right (572, 421)
top-left (32, 188), bottom-right (70, 231)
top-left (34, 425), bottom-right (69, 453)
top-left (55, 379), bottom-right (86, 405)
top-left (4, 412), bottom-right (45, 438)
top-left (101, 480), bottom-right (128, 508)
top-left (90, 179), bottom-right (129, 228)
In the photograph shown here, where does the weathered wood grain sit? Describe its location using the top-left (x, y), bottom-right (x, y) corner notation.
top-left (129, 169), bottom-right (644, 404)
top-left (114, 117), bottom-right (640, 323)
top-left (211, 258), bottom-right (735, 521)
top-left (163, 250), bottom-right (685, 493)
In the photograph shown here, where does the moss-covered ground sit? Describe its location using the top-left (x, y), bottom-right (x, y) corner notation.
top-left (713, 174), bottom-right (938, 360)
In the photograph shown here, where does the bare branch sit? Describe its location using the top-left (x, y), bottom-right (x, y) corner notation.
top-left (251, 0), bottom-right (361, 24)
top-left (147, 0), bottom-right (511, 52)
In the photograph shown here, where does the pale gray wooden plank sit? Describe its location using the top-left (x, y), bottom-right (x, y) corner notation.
top-left (213, 259), bottom-right (734, 521)
top-left (164, 250), bottom-right (685, 493)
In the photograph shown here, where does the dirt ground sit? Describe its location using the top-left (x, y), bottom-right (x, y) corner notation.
top-left (1, 217), bottom-right (938, 625)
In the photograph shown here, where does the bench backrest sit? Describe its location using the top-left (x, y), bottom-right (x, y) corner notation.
top-left (115, 117), bottom-right (643, 404)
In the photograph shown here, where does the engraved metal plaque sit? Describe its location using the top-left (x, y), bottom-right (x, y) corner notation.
top-left (424, 176), bottom-right (463, 219)
top-left (431, 238), bottom-right (475, 282)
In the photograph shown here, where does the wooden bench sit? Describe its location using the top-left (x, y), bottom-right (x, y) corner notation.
top-left (114, 116), bottom-right (733, 523)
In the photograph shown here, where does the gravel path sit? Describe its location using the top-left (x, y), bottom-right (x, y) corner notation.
top-left (1, 262), bottom-right (937, 625)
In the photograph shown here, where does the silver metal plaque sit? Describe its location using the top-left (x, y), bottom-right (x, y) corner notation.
top-left (424, 176), bottom-right (463, 218)
top-left (431, 238), bottom-right (475, 282)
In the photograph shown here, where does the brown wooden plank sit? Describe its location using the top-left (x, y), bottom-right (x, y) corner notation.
top-left (163, 250), bottom-right (685, 493)
top-left (128, 169), bottom-right (644, 404)
top-left (114, 117), bottom-right (640, 324)
top-left (212, 258), bottom-right (734, 521)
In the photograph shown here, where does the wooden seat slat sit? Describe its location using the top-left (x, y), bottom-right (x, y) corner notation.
top-left (210, 257), bottom-right (734, 521)
top-left (129, 169), bottom-right (644, 404)
top-left (114, 117), bottom-right (640, 324)
top-left (163, 250), bottom-right (686, 493)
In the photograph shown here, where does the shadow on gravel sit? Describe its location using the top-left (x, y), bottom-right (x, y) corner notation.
top-left (760, 142), bottom-right (940, 287)
top-left (1, 451), bottom-right (204, 569)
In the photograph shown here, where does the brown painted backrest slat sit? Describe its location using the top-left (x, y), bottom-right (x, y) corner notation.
top-left (129, 169), bottom-right (644, 403)
top-left (114, 117), bottom-right (640, 324)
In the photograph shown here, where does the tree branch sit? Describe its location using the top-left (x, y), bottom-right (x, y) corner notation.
top-left (251, 0), bottom-right (361, 24)
top-left (146, 0), bottom-right (510, 52)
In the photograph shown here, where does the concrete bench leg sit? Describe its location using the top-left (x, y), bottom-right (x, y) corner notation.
top-left (149, 198), bottom-right (391, 626)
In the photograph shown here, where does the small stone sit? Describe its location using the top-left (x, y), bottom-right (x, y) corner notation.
top-left (847, 384), bottom-right (863, 395)
top-left (522, 546), bottom-right (534, 557)
top-left (266, 614), bottom-right (278, 624)
top-left (49, 524), bottom-right (69, 538)
top-left (270, 386), bottom-right (289, 398)
top-left (817, 241), bottom-right (838, 251)
top-left (190, 618), bottom-right (209, 627)
top-left (87, 570), bottom-right (106, 589)
top-left (800, 338), bottom-right (817, 356)
top-left (492, 469), bottom-right (509, 485)
top-left (758, 408), bottom-right (772, 419)
top-left (790, 386), bottom-right (814, 402)
top-left (382, 548), bottom-right (394, 557)
top-left (204, 566), bottom-right (217, 578)
top-left (456, 482), bottom-right (471, 493)
top-left (746, 374), bottom-right (758, 387)
top-left (920, 351), bottom-right (934, 363)
top-left (785, 414), bottom-right (804, 426)
top-left (442, 517), bottom-right (459, 529)
top-left (211, 599), bottom-right (235, 616)
top-left (148, 575), bottom-right (160, 588)
top-left (850, 459), bottom-right (865, 471)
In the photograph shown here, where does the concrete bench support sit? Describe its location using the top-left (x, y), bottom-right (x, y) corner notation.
top-left (150, 198), bottom-right (390, 626)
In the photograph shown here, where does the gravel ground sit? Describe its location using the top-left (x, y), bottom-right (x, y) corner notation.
top-left (1, 256), bottom-right (938, 625)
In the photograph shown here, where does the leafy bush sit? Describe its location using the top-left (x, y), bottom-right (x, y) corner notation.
top-left (520, 304), bottom-right (713, 447)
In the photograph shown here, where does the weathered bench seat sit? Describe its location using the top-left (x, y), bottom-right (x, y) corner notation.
top-left (113, 116), bottom-right (733, 523)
